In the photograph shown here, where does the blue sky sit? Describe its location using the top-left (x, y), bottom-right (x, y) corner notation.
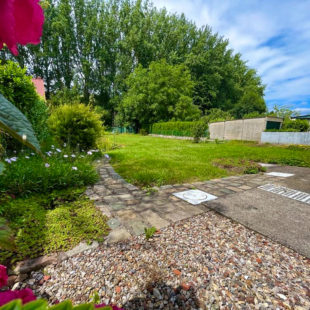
top-left (152, 0), bottom-right (310, 115)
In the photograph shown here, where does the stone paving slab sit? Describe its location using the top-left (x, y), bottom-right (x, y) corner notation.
top-left (86, 159), bottom-right (289, 244)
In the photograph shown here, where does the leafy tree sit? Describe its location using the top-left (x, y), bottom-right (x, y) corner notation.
top-left (268, 105), bottom-right (297, 118)
top-left (201, 108), bottom-right (233, 123)
top-left (117, 60), bottom-right (200, 130)
top-left (0, 0), bottom-right (267, 125)
top-left (233, 85), bottom-right (266, 118)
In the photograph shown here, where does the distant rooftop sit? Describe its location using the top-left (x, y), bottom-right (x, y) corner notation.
top-left (292, 115), bottom-right (310, 119)
top-left (32, 78), bottom-right (45, 100)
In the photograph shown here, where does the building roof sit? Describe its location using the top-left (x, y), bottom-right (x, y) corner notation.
top-left (293, 115), bottom-right (310, 120)
top-left (32, 78), bottom-right (46, 100)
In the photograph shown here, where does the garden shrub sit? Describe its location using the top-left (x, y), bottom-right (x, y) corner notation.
top-left (0, 61), bottom-right (49, 149)
top-left (48, 103), bottom-right (104, 150)
top-left (281, 119), bottom-right (309, 132)
top-left (139, 128), bottom-right (148, 136)
top-left (0, 151), bottom-right (99, 197)
top-left (151, 121), bottom-right (208, 137)
top-left (192, 121), bottom-right (208, 143)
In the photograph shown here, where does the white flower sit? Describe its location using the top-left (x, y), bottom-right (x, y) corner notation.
top-left (56, 149), bottom-right (61, 153)
top-left (45, 163), bottom-right (50, 168)
top-left (22, 134), bottom-right (27, 141)
top-left (10, 157), bottom-right (17, 162)
top-left (104, 154), bottom-right (110, 159)
top-left (51, 145), bottom-right (55, 149)
top-left (72, 166), bottom-right (78, 170)
top-left (4, 158), bottom-right (11, 164)
top-left (64, 155), bottom-right (68, 158)
top-left (25, 156), bottom-right (30, 159)
top-left (64, 143), bottom-right (67, 147)
top-left (71, 154), bottom-right (76, 158)
top-left (31, 152), bottom-right (35, 156)
top-left (87, 151), bottom-right (92, 155)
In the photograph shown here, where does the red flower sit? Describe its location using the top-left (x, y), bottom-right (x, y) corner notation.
top-left (0, 0), bottom-right (44, 55)
top-left (0, 265), bottom-right (8, 288)
top-left (0, 289), bottom-right (36, 306)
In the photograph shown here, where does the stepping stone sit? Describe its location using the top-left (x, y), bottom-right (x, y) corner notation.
top-left (106, 228), bottom-right (131, 244)
top-left (110, 203), bottom-right (126, 211)
top-left (140, 210), bottom-right (170, 229)
top-left (127, 220), bottom-right (147, 235)
top-left (107, 218), bottom-right (121, 229)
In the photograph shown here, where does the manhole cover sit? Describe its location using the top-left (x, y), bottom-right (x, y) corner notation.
top-left (183, 191), bottom-right (208, 200)
top-left (173, 190), bottom-right (218, 205)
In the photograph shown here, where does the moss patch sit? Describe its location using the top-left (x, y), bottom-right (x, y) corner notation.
top-left (0, 188), bottom-right (109, 265)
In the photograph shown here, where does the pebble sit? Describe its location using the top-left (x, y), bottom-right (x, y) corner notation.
top-left (20, 212), bottom-right (310, 309)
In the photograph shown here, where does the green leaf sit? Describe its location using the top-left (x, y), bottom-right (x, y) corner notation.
top-left (49, 301), bottom-right (73, 310)
top-left (23, 300), bottom-right (48, 310)
top-left (0, 300), bottom-right (22, 310)
top-left (0, 93), bottom-right (41, 153)
top-left (0, 217), bottom-right (14, 250)
top-left (73, 304), bottom-right (94, 310)
top-left (0, 161), bottom-right (5, 175)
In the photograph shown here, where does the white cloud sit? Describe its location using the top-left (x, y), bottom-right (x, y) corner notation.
top-left (152, 0), bottom-right (310, 113)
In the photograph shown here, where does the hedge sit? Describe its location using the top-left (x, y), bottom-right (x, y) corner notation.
top-left (151, 121), bottom-right (209, 137)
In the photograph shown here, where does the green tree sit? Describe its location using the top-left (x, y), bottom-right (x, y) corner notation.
top-left (118, 59), bottom-right (200, 130)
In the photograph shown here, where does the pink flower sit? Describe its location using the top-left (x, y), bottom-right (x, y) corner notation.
top-left (0, 0), bottom-right (44, 55)
top-left (16, 288), bottom-right (36, 304)
top-left (0, 265), bottom-right (8, 288)
top-left (0, 291), bottom-right (17, 306)
top-left (0, 289), bottom-right (36, 306)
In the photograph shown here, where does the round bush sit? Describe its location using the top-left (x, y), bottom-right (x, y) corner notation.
top-left (48, 103), bottom-right (103, 149)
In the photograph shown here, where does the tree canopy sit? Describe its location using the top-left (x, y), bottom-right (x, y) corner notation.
top-left (0, 0), bottom-right (267, 127)
top-left (117, 60), bottom-right (200, 130)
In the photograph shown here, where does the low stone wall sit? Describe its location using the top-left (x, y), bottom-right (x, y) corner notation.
top-left (261, 132), bottom-right (310, 145)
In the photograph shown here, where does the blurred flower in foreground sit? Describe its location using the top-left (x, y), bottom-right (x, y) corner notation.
top-left (0, 0), bottom-right (44, 55)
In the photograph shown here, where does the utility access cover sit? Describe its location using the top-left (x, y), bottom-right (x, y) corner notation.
top-left (265, 172), bottom-right (295, 177)
top-left (259, 184), bottom-right (310, 204)
top-left (173, 190), bottom-right (218, 205)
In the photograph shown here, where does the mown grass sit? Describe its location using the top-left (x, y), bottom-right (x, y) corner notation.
top-left (108, 134), bottom-right (310, 187)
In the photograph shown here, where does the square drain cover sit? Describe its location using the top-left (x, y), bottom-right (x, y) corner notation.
top-left (173, 189), bottom-right (217, 205)
top-left (265, 172), bottom-right (294, 177)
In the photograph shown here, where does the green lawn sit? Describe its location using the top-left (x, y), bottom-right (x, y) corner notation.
top-left (109, 134), bottom-right (310, 187)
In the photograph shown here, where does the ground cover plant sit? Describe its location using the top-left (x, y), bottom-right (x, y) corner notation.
top-left (0, 148), bottom-right (99, 197)
top-left (108, 134), bottom-right (310, 187)
top-left (0, 188), bottom-right (109, 265)
top-left (0, 147), bottom-right (109, 265)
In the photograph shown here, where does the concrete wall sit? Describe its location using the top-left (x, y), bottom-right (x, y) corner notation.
top-left (261, 132), bottom-right (310, 145)
top-left (209, 122), bottom-right (225, 139)
top-left (242, 118), bottom-right (266, 141)
top-left (209, 117), bottom-right (281, 141)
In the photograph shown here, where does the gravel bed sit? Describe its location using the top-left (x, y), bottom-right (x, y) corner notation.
top-left (21, 211), bottom-right (309, 309)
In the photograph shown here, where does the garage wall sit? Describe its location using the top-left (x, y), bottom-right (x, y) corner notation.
top-left (209, 117), bottom-right (283, 141)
